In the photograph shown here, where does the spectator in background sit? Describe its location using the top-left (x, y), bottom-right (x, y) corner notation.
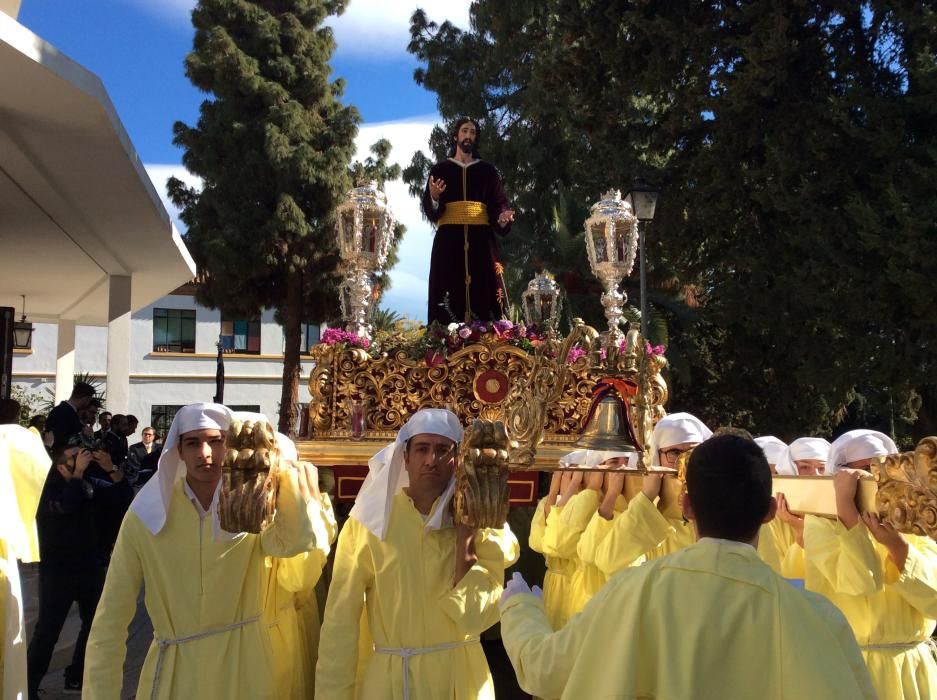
top-left (27, 414), bottom-right (46, 436)
top-left (45, 382), bottom-right (96, 450)
top-left (93, 411), bottom-right (112, 441)
top-left (127, 426), bottom-right (160, 486)
top-left (126, 415), bottom-right (139, 438)
top-left (27, 444), bottom-right (129, 697)
top-left (102, 414), bottom-right (129, 470)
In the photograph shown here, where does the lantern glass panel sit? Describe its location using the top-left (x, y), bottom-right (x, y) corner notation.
top-left (591, 222), bottom-right (608, 263)
top-left (340, 209), bottom-right (357, 251)
top-left (361, 206), bottom-right (382, 254)
top-left (540, 297), bottom-right (552, 322)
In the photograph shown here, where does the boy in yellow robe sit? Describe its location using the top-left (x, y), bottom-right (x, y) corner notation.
top-left (255, 423), bottom-right (337, 700)
top-left (0, 416), bottom-right (50, 699)
top-left (83, 403), bottom-right (328, 699)
top-left (800, 429), bottom-right (937, 700)
top-left (592, 412), bottom-right (711, 576)
top-left (499, 435), bottom-right (877, 699)
top-left (528, 473), bottom-right (576, 631)
top-left (315, 408), bottom-right (519, 700)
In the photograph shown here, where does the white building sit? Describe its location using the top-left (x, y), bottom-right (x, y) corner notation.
top-left (13, 284), bottom-right (320, 439)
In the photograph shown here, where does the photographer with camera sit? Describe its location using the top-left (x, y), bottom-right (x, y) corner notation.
top-left (26, 444), bottom-right (129, 697)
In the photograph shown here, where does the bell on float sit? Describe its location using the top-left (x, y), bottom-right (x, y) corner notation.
top-left (575, 394), bottom-right (639, 452)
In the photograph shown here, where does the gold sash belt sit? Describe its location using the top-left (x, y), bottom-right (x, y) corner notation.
top-left (438, 200), bottom-right (489, 227)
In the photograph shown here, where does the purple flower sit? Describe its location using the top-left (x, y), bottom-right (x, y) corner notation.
top-left (566, 346), bottom-right (586, 364)
top-left (458, 326), bottom-right (472, 339)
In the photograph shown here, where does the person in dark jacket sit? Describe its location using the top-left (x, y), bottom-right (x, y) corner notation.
top-left (44, 382), bottom-right (96, 450)
top-left (26, 445), bottom-right (131, 697)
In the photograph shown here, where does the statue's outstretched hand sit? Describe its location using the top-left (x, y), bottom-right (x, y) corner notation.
top-left (429, 176), bottom-right (447, 200)
top-left (497, 209), bottom-right (515, 228)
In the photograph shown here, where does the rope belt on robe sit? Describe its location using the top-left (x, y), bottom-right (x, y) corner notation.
top-left (438, 195), bottom-right (489, 324)
top-left (150, 614), bottom-right (262, 700)
top-left (373, 636), bottom-right (480, 700)
top-left (860, 638), bottom-right (937, 657)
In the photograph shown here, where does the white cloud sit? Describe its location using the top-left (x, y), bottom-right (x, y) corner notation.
top-left (144, 163), bottom-right (201, 231)
top-left (142, 112), bottom-right (443, 322)
top-left (125, 0), bottom-right (472, 58)
top-left (355, 115), bottom-right (440, 320)
top-left (327, 0), bottom-right (472, 58)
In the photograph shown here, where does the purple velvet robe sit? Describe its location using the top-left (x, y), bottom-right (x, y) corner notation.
top-left (421, 158), bottom-right (512, 325)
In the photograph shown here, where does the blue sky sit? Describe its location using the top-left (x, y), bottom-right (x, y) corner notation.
top-left (16, 0), bottom-right (473, 321)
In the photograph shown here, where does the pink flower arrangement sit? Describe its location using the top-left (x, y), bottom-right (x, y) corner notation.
top-left (566, 346), bottom-right (587, 364)
top-left (645, 342), bottom-right (666, 356)
top-left (321, 327), bottom-right (370, 349)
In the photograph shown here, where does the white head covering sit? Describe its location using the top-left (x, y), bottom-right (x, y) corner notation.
top-left (350, 408), bottom-right (463, 540)
top-left (131, 402), bottom-right (233, 535)
top-left (754, 436), bottom-right (788, 469)
top-left (559, 448), bottom-right (638, 469)
top-left (648, 412), bottom-right (712, 467)
top-left (827, 429), bottom-right (897, 474)
top-left (776, 437), bottom-right (831, 476)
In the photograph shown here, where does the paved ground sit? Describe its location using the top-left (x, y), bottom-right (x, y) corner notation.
top-left (21, 563), bottom-right (151, 699)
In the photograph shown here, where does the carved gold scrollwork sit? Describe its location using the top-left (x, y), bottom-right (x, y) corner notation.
top-left (305, 322), bottom-right (669, 459)
top-left (873, 437), bottom-right (937, 539)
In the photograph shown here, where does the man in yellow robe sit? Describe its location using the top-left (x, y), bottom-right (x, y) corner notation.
top-left (528, 473), bottom-right (575, 631)
top-left (252, 419), bottom-right (337, 700)
top-left (0, 415), bottom-right (50, 699)
top-left (315, 408), bottom-right (519, 700)
top-left (800, 429), bottom-right (937, 699)
top-left (499, 435), bottom-right (877, 699)
top-left (83, 403), bottom-right (329, 699)
top-left (541, 450), bottom-right (634, 618)
top-left (591, 413), bottom-right (711, 576)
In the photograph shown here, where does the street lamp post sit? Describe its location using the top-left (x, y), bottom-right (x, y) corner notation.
top-left (624, 179), bottom-right (660, 340)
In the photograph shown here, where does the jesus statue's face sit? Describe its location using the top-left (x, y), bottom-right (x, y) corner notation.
top-left (456, 122), bottom-right (477, 154)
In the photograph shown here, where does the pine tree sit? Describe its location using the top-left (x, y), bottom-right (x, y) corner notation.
top-left (168, 0), bottom-right (359, 434)
top-left (405, 1), bottom-right (937, 441)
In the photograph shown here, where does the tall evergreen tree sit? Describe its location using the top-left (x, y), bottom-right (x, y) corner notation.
top-left (168, 0), bottom-right (359, 434)
top-left (406, 1), bottom-right (937, 442)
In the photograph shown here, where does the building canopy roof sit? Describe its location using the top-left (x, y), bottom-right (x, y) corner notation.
top-left (0, 12), bottom-right (196, 325)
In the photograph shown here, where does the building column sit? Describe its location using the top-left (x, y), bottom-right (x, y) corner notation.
top-left (54, 320), bottom-right (76, 404)
top-left (106, 275), bottom-right (132, 414)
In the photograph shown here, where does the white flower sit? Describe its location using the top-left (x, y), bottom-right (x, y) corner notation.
top-left (447, 322), bottom-right (460, 335)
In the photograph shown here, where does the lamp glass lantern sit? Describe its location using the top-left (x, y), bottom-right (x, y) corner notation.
top-left (521, 272), bottom-right (563, 333)
top-left (335, 181), bottom-right (395, 271)
top-left (12, 295), bottom-right (33, 350)
top-left (583, 189), bottom-right (638, 279)
top-left (624, 178), bottom-right (660, 223)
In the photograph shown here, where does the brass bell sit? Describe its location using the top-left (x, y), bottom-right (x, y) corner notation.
top-left (575, 394), bottom-right (639, 452)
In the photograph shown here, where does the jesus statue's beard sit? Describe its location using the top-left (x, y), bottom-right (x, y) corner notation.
top-left (458, 139), bottom-right (474, 154)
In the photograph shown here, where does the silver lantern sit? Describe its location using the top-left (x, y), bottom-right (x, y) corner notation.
top-left (334, 181), bottom-right (396, 338)
top-left (521, 271), bottom-right (563, 336)
top-left (583, 189), bottom-right (638, 347)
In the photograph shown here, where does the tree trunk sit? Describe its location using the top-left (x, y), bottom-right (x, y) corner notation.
top-left (278, 269), bottom-right (302, 436)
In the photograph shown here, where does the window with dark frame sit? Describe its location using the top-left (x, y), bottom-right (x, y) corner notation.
top-left (153, 308), bottom-right (196, 353)
top-left (220, 317), bottom-right (261, 354)
top-left (303, 323), bottom-right (321, 354)
top-left (150, 405), bottom-right (184, 438)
